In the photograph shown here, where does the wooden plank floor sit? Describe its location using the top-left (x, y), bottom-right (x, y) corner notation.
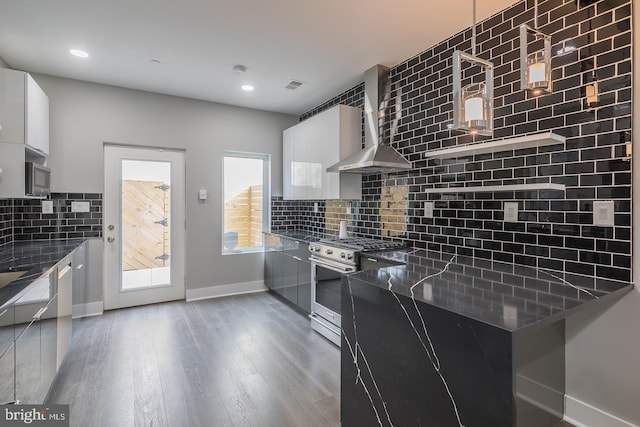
top-left (47, 292), bottom-right (340, 427)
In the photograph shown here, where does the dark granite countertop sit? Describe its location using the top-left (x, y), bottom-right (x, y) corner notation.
top-left (0, 239), bottom-right (86, 308)
top-left (351, 248), bottom-right (634, 334)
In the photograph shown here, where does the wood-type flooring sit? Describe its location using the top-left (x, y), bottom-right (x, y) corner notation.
top-left (47, 292), bottom-right (340, 427)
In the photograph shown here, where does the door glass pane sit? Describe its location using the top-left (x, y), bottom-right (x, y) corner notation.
top-left (223, 156), bottom-right (264, 253)
top-left (121, 160), bottom-right (171, 291)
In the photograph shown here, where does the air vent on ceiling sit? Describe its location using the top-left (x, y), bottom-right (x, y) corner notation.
top-left (284, 80), bottom-right (303, 90)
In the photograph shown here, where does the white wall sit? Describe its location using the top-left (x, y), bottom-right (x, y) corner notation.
top-left (30, 73), bottom-right (296, 298)
top-left (563, 4), bottom-right (640, 426)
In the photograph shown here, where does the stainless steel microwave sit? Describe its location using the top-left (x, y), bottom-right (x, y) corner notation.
top-left (25, 162), bottom-right (51, 197)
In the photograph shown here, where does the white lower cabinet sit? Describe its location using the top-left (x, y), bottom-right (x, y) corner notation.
top-left (283, 104), bottom-right (362, 200)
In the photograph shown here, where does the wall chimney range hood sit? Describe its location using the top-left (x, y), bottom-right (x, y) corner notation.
top-left (326, 65), bottom-right (412, 174)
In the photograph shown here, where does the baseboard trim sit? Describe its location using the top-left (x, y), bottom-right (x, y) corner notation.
top-left (186, 281), bottom-right (266, 302)
top-left (516, 374), bottom-right (564, 419)
top-left (72, 301), bottom-right (104, 319)
top-left (564, 395), bottom-right (638, 427)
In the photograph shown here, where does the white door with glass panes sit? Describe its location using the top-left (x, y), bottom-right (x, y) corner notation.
top-left (103, 145), bottom-right (185, 310)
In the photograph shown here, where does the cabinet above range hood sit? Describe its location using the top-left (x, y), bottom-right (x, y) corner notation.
top-left (326, 65), bottom-right (412, 174)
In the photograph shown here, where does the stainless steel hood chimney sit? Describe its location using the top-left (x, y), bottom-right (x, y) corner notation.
top-left (326, 65), bottom-right (412, 174)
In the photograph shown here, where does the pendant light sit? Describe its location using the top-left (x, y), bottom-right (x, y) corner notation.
top-left (520, 0), bottom-right (552, 94)
top-left (584, 69), bottom-right (600, 110)
top-left (582, 5), bottom-right (600, 111)
top-left (451, 0), bottom-right (494, 136)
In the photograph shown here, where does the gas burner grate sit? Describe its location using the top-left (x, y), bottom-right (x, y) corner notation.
top-left (320, 237), bottom-right (406, 252)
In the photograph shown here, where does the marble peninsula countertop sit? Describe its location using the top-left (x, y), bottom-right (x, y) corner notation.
top-left (263, 230), bottom-right (634, 333)
top-left (352, 248), bottom-right (634, 334)
top-left (0, 239), bottom-right (86, 308)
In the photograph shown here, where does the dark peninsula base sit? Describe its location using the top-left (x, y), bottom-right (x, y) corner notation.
top-left (341, 273), bottom-right (565, 427)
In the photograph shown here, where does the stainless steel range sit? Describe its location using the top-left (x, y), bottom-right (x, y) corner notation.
top-left (308, 237), bottom-right (405, 346)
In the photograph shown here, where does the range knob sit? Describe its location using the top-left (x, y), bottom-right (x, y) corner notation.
top-left (340, 252), bottom-right (346, 259)
top-left (309, 245), bottom-right (319, 252)
top-left (326, 249), bottom-right (333, 255)
top-left (346, 253), bottom-right (353, 260)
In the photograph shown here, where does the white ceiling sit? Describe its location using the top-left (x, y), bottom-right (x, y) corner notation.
top-left (0, 0), bottom-right (517, 116)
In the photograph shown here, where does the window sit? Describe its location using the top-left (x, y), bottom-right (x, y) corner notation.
top-left (222, 151), bottom-right (270, 254)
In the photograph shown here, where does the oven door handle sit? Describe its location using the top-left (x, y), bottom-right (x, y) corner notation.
top-left (309, 313), bottom-right (341, 333)
top-left (310, 257), bottom-right (356, 274)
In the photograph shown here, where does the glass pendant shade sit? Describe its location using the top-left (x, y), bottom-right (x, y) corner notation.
top-left (520, 25), bottom-right (552, 94)
top-left (526, 51), bottom-right (550, 90)
top-left (462, 83), bottom-right (487, 130)
top-left (452, 50), bottom-right (494, 136)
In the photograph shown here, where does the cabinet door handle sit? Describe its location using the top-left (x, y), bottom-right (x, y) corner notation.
top-left (366, 258), bottom-right (378, 262)
top-left (33, 306), bottom-right (48, 321)
top-left (293, 256), bottom-right (302, 261)
top-left (58, 265), bottom-right (72, 279)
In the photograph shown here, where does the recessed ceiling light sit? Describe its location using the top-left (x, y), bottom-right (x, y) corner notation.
top-left (241, 85), bottom-right (254, 91)
top-left (69, 49), bottom-right (89, 58)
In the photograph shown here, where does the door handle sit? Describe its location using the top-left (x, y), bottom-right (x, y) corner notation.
top-left (107, 236), bottom-right (115, 243)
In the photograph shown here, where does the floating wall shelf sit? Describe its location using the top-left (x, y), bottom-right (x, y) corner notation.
top-left (423, 131), bottom-right (565, 160)
top-left (422, 183), bottom-right (565, 194)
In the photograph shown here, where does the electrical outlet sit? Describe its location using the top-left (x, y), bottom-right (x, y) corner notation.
top-left (41, 200), bottom-right (53, 214)
top-left (503, 305), bottom-right (518, 329)
top-left (424, 202), bottom-right (434, 219)
top-left (504, 202), bottom-right (519, 223)
top-left (593, 200), bottom-right (615, 227)
top-left (71, 201), bottom-right (90, 213)
top-left (422, 283), bottom-right (433, 302)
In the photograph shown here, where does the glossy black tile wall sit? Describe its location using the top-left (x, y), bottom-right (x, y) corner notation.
top-left (294, 0), bottom-right (632, 287)
top-left (12, 193), bottom-right (102, 241)
top-left (0, 199), bottom-right (12, 247)
top-left (271, 197), bottom-right (326, 235)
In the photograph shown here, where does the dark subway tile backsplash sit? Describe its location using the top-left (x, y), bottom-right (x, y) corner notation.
top-left (282, 0), bottom-right (632, 288)
top-left (1, 193), bottom-right (103, 244)
top-left (0, 199), bottom-right (12, 247)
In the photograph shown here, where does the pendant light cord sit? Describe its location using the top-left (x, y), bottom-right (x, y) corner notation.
top-left (471, 0), bottom-right (477, 56)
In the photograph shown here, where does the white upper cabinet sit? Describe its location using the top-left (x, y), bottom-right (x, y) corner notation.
top-left (283, 105), bottom-right (362, 200)
top-left (0, 68), bottom-right (50, 155)
top-left (26, 74), bottom-right (49, 155)
top-left (282, 126), bottom-right (295, 200)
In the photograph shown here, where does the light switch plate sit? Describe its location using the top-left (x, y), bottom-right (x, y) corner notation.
top-left (198, 189), bottom-right (208, 200)
top-left (424, 202), bottom-right (434, 219)
top-left (593, 200), bottom-right (615, 227)
top-left (41, 200), bottom-right (53, 214)
top-left (504, 202), bottom-right (519, 223)
top-left (71, 201), bottom-right (90, 213)
top-left (313, 202), bottom-right (319, 213)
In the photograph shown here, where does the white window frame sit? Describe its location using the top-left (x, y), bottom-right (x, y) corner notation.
top-left (221, 151), bottom-right (271, 255)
